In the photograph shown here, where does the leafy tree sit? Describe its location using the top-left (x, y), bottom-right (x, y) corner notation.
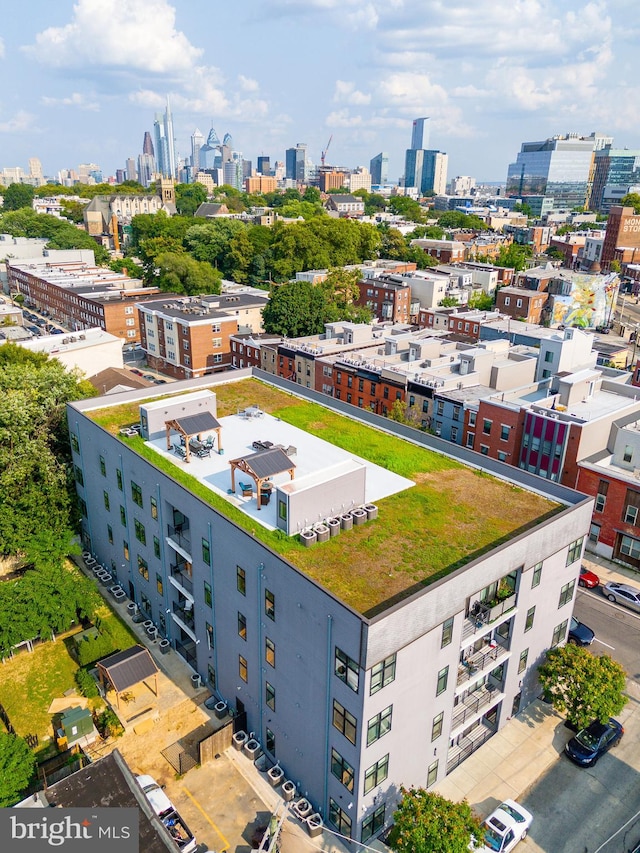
top-left (0, 208), bottom-right (109, 264)
top-left (436, 211), bottom-right (488, 231)
top-left (59, 199), bottom-right (86, 224)
top-left (389, 788), bottom-right (482, 853)
top-left (513, 202), bottom-right (533, 217)
top-left (538, 644), bottom-right (628, 730)
top-left (439, 296), bottom-right (459, 307)
top-left (0, 732), bottom-right (36, 806)
top-left (490, 243), bottom-right (532, 272)
top-left (388, 196), bottom-right (424, 222)
top-left (409, 224), bottom-right (445, 240)
top-left (545, 246), bottom-right (565, 260)
top-left (620, 193), bottom-right (640, 213)
top-left (154, 251), bottom-right (221, 295)
top-left (109, 257), bottom-right (144, 279)
top-left (467, 291), bottom-right (494, 311)
top-left (303, 186), bottom-right (321, 204)
top-left (175, 182), bottom-right (207, 216)
top-left (2, 183), bottom-right (35, 211)
top-left (262, 281), bottom-right (329, 336)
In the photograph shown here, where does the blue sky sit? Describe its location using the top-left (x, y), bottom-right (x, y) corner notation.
top-left (1, 0), bottom-right (639, 183)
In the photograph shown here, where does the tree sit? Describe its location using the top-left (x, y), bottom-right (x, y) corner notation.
top-left (389, 788), bottom-right (482, 853)
top-left (467, 291), bottom-right (494, 311)
top-left (0, 732), bottom-right (36, 806)
top-left (175, 183), bottom-right (208, 216)
top-left (2, 183), bottom-right (35, 211)
top-left (302, 186), bottom-right (321, 204)
top-left (59, 199), bottom-right (86, 224)
top-left (538, 644), bottom-right (628, 730)
top-left (154, 251), bottom-right (221, 295)
top-left (388, 196), bottom-right (424, 222)
top-left (262, 281), bottom-right (329, 336)
top-left (439, 296), bottom-right (459, 307)
top-left (491, 243), bottom-right (532, 272)
top-left (109, 257), bottom-right (144, 279)
top-left (620, 193), bottom-right (640, 214)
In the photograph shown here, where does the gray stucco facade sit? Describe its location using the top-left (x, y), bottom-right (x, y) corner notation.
top-left (68, 373), bottom-right (593, 845)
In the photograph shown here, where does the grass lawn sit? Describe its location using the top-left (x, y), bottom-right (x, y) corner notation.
top-left (87, 378), bottom-right (562, 617)
top-left (0, 574), bottom-right (138, 747)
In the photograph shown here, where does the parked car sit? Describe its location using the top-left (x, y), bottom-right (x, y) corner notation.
top-left (143, 374), bottom-right (156, 382)
top-left (472, 800), bottom-right (533, 852)
top-left (153, 378), bottom-right (167, 385)
top-left (568, 616), bottom-right (594, 646)
top-left (136, 774), bottom-right (173, 816)
top-left (131, 369), bottom-right (144, 376)
top-left (27, 325), bottom-right (42, 336)
top-left (565, 718), bottom-right (624, 766)
top-left (50, 328), bottom-right (64, 335)
top-left (603, 581), bottom-right (640, 613)
top-left (579, 565), bottom-right (600, 588)
top-left (136, 775), bottom-right (197, 852)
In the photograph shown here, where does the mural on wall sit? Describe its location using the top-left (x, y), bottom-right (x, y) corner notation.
top-left (551, 272), bottom-right (619, 328)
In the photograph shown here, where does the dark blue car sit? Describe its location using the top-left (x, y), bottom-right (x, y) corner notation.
top-left (565, 718), bottom-right (624, 766)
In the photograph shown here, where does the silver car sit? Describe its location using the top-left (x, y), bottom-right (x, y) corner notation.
top-left (603, 581), bottom-right (640, 613)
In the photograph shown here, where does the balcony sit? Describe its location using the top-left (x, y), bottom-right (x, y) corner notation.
top-left (166, 524), bottom-right (191, 560)
top-left (170, 562), bottom-right (193, 596)
top-left (451, 685), bottom-right (504, 737)
top-left (447, 720), bottom-right (495, 774)
top-left (456, 643), bottom-right (510, 689)
top-left (461, 593), bottom-right (517, 643)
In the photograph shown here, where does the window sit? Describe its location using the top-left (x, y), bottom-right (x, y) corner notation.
top-left (595, 481), bottom-right (608, 512)
top-left (480, 445), bottom-right (489, 455)
top-left (131, 481), bottom-right (143, 508)
top-left (367, 705), bottom-right (392, 746)
top-left (123, 540), bottom-right (129, 560)
top-left (625, 505), bottom-right (639, 525)
top-left (153, 535), bottom-right (160, 559)
top-left (140, 593), bottom-right (151, 616)
top-left (239, 655), bottom-right (248, 682)
top-left (623, 445), bottom-right (633, 463)
top-left (525, 606), bottom-right (536, 632)
top-left (619, 534), bottom-right (640, 559)
top-left (120, 506), bottom-right (127, 527)
top-left (329, 799), bottom-right (351, 838)
top-left (265, 589), bottom-right (275, 621)
top-left (99, 455), bottom-right (106, 476)
top-left (204, 581), bottom-right (212, 608)
top-left (531, 562), bottom-right (542, 588)
top-left (468, 411), bottom-right (477, 427)
top-left (436, 666), bottom-right (449, 696)
top-left (265, 682), bottom-right (275, 710)
top-left (558, 580), bottom-right (575, 608)
top-left (70, 433), bottom-right (79, 453)
top-left (370, 654), bottom-right (396, 695)
top-left (364, 754), bottom-right (389, 794)
top-left (453, 405), bottom-right (461, 421)
top-left (483, 419), bottom-right (492, 434)
top-left (116, 469), bottom-right (123, 491)
top-left (238, 612), bottom-right (247, 640)
top-left (335, 648), bottom-right (359, 693)
top-left (202, 538), bottom-right (211, 565)
top-left (206, 622), bottom-right (214, 650)
top-left (237, 566), bottom-right (246, 595)
top-left (266, 728), bottom-right (276, 756)
top-left (103, 491), bottom-right (110, 511)
top-left (150, 496), bottom-right (158, 520)
top-left (436, 400), bottom-right (444, 416)
top-left (156, 573), bottom-right (163, 595)
top-left (441, 616), bottom-right (454, 648)
top-left (137, 555), bottom-right (149, 580)
top-left (551, 619), bottom-right (568, 648)
top-left (107, 524), bottom-right (113, 545)
top-left (500, 425), bottom-right (510, 441)
top-left (265, 637), bottom-right (275, 667)
top-left (518, 648), bottom-right (529, 674)
top-left (333, 700), bottom-right (357, 745)
top-left (544, 350), bottom-right (554, 363)
top-left (331, 748), bottom-right (354, 792)
top-left (497, 451), bottom-right (507, 462)
top-left (74, 465), bottom-right (84, 486)
top-left (431, 711), bottom-right (444, 741)
top-left (134, 519), bottom-right (146, 545)
top-left (467, 433), bottom-right (475, 448)
top-left (589, 522), bottom-right (601, 543)
top-left (427, 760), bottom-right (439, 788)
top-left (566, 537), bottom-right (583, 566)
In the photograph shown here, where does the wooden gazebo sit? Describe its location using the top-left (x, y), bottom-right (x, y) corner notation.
top-left (165, 411), bottom-right (222, 462)
top-left (96, 645), bottom-right (158, 710)
top-left (229, 447), bottom-right (296, 510)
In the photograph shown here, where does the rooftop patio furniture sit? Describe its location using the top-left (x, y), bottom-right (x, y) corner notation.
top-left (239, 482), bottom-right (253, 497)
top-left (173, 444), bottom-right (187, 459)
top-left (196, 446), bottom-right (211, 458)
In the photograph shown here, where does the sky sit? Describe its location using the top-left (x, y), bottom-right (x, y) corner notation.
top-left (1, 0), bottom-right (639, 184)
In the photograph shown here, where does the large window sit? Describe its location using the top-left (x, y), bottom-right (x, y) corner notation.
top-left (150, 496), bottom-right (158, 520)
top-left (619, 534), bottom-right (640, 560)
top-left (265, 637), bottom-right (275, 668)
top-left (202, 538), bottom-right (211, 565)
top-left (361, 804), bottom-right (385, 843)
top-left (131, 481), bottom-right (143, 508)
top-left (134, 519), bottom-right (146, 545)
top-left (153, 536), bottom-right (160, 559)
top-left (367, 705), bottom-right (392, 746)
top-left (266, 682), bottom-right (276, 711)
top-left (237, 612), bottom-right (247, 640)
top-left (551, 620), bottom-right (568, 648)
top-left (265, 589), bottom-right (275, 621)
top-left (441, 616), bottom-right (454, 648)
top-left (566, 536), bottom-right (584, 566)
top-left (103, 491), bottom-right (110, 512)
top-left (518, 648), bottom-right (529, 674)
top-left (364, 754), bottom-right (389, 794)
top-left (531, 562), bottom-right (542, 588)
top-left (70, 433), bottom-right (79, 453)
top-left (99, 455), bottom-right (106, 476)
top-left (558, 580), bottom-right (575, 608)
top-left (331, 748), bottom-right (354, 792)
top-left (137, 555), bottom-right (149, 581)
top-left (329, 799), bottom-right (351, 838)
top-left (370, 654), bottom-right (396, 695)
top-left (431, 711), bottom-right (444, 741)
top-left (335, 648), bottom-right (359, 693)
top-left (120, 506), bottom-right (127, 527)
top-left (333, 700), bottom-right (357, 745)
top-left (74, 465), bottom-right (84, 486)
top-left (156, 573), bottom-right (163, 595)
top-left (525, 606), bottom-right (536, 632)
top-left (427, 760), bottom-right (439, 788)
top-left (206, 622), bottom-right (214, 650)
top-left (237, 566), bottom-right (246, 595)
top-left (116, 469), bottom-right (123, 491)
top-left (204, 581), bottom-right (212, 608)
top-left (239, 655), bottom-right (248, 682)
top-left (107, 524), bottom-right (113, 544)
top-left (436, 666), bottom-right (449, 696)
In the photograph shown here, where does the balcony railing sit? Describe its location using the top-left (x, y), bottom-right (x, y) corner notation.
top-left (452, 685), bottom-right (497, 731)
top-left (175, 638), bottom-right (197, 668)
top-left (447, 721), bottom-right (494, 774)
top-left (170, 563), bottom-right (193, 595)
top-left (457, 643), bottom-right (508, 687)
top-left (167, 525), bottom-right (191, 555)
top-left (172, 600), bottom-right (194, 629)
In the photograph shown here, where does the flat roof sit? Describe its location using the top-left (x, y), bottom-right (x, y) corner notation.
top-left (82, 378), bottom-right (563, 616)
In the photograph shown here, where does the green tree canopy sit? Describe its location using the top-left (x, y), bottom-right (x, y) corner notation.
top-left (620, 192), bottom-right (640, 214)
top-left (262, 281), bottom-right (330, 337)
top-left (388, 196), bottom-right (424, 222)
top-left (1, 183), bottom-right (35, 211)
top-left (0, 208), bottom-right (109, 264)
top-left (109, 257), bottom-right (144, 279)
top-left (467, 291), bottom-right (494, 311)
top-left (538, 644), bottom-right (628, 730)
top-left (154, 251), bottom-right (222, 295)
top-left (389, 788), bottom-right (482, 853)
top-left (0, 732), bottom-right (36, 807)
top-left (175, 182), bottom-right (208, 216)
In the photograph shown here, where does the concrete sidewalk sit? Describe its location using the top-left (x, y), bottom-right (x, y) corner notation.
top-left (581, 549), bottom-right (640, 590)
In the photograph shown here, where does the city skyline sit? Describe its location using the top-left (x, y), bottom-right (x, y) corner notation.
top-left (1, 0), bottom-right (639, 182)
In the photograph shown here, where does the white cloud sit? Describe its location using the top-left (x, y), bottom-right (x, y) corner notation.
top-left (0, 110), bottom-right (34, 133)
top-left (24, 0), bottom-right (202, 73)
top-left (271, 0), bottom-right (400, 29)
top-left (333, 80), bottom-right (371, 106)
top-left (326, 109), bottom-right (365, 128)
top-left (41, 92), bottom-right (100, 111)
top-left (238, 75), bottom-right (259, 93)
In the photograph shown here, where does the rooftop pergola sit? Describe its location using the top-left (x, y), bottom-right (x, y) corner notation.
top-left (229, 447), bottom-right (296, 510)
top-left (96, 645), bottom-right (158, 710)
top-left (165, 411), bottom-right (222, 462)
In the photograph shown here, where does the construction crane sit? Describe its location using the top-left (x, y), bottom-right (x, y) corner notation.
top-left (320, 135), bottom-right (333, 167)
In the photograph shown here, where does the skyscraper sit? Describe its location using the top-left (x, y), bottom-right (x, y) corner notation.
top-left (369, 152), bottom-right (388, 185)
top-left (590, 146), bottom-right (640, 213)
top-left (411, 117), bottom-right (429, 151)
top-left (285, 143), bottom-right (307, 182)
top-left (142, 131), bottom-right (154, 157)
top-left (153, 98), bottom-right (176, 179)
top-left (137, 153), bottom-right (155, 188)
top-left (164, 97), bottom-right (176, 179)
top-left (506, 133), bottom-right (605, 215)
top-left (257, 156), bottom-right (271, 176)
top-left (125, 157), bottom-right (137, 182)
top-left (190, 128), bottom-right (204, 174)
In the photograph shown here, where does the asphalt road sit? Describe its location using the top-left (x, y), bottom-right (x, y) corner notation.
top-left (521, 592), bottom-right (640, 853)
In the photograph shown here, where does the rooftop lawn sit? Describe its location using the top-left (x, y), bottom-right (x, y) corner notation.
top-left (86, 379), bottom-right (562, 617)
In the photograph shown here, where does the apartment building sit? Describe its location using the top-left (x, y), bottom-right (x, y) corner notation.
top-left (495, 287), bottom-right (547, 324)
top-left (355, 276), bottom-right (414, 324)
top-left (410, 239), bottom-right (466, 264)
top-left (68, 373), bottom-right (592, 845)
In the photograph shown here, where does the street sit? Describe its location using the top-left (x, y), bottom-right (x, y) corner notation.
top-left (521, 590), bottom-right (640, 853)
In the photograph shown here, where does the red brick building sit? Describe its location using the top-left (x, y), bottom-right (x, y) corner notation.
top-left (355, 276), bottom-right (412, 324)
top-left (495, 287), bottom-right (547, 323)
top-left (602, 205), bottom-right (640, 268)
